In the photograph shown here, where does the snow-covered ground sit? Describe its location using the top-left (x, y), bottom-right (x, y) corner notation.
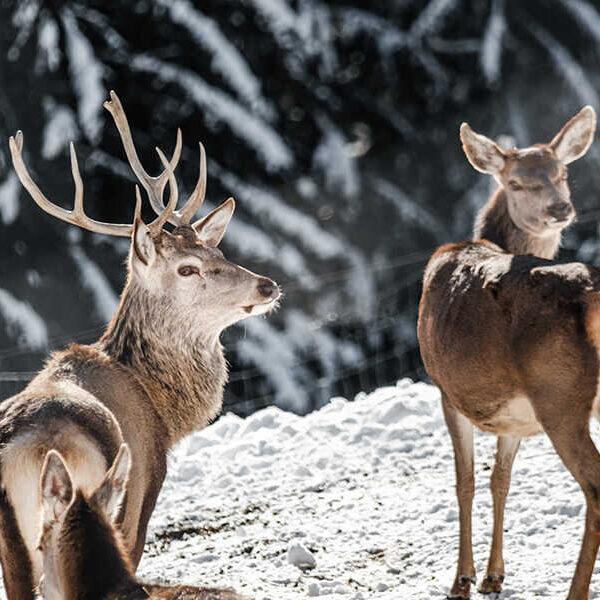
top-left (134, 380), bottom-right (600, 599)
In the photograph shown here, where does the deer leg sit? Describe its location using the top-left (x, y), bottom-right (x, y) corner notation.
top-left (0, 487), bottom-right (35, 600)
top-left (533, 401), bottom-right (600, 600)
top-left (442, 396), bottom-right (476, 599)
top-left (480, 435), bottom-right (520, 594)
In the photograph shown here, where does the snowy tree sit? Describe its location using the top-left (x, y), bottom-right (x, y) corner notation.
top-left (1, 0), bottom-right (599, 412)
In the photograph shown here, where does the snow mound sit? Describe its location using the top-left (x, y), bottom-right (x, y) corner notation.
top-left (138, 380), bottom-right (600, 599)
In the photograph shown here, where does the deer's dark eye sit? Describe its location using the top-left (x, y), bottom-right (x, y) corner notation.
top-left (210, 268), bottom-right (222, 276)
top-left (178, 265), bottom-right (200, 277)
top-left (508, 181), bottom-right (522, 191)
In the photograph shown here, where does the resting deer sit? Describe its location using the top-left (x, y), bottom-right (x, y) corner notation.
top-left (0, 91), bottom-right (280, 599)
top-left (418, 106), bottom-right (598, 599)
top-left (35, 444), bottom-right (244, 600)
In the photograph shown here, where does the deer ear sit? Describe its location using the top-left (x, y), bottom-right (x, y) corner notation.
top-left (460, 122), bottom-right (506, 175)
top-left (550, 105), bottom-right (596, 164)
top-left (40, 451), bottom-right (73, 524)
top-left (193, 198), bottom-right (235, 247)
top-left (92, 444), bottom-right (130, 523)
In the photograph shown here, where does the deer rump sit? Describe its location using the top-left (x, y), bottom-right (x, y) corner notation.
top-left (418, 240), bottom-right (600, 436)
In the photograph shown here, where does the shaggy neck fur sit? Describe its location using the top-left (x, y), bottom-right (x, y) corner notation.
top-left (58, 493), bottom-right (145, 600)
top-left (99, 281), bottom-right (227, 444)
top-left (473, 188), bottom-right (561, 259)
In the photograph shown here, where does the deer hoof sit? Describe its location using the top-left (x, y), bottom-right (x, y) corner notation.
top-left (479, 574), bottom-right (504, 594)
top-left (448, 574), bottom-right (476, 599)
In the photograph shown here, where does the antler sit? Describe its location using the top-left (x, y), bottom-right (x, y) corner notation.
top-left (9, 131), bottom-right (178, 237)
top-left (104, 90), bottom-right (206, 226)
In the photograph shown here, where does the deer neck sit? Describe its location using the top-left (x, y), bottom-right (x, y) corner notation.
top-left (59, 494), bottom-right (142, 600)
top-left (473, 188), bottom-right (561, 259)
top-left (99, 282), bottom-right (228, 445)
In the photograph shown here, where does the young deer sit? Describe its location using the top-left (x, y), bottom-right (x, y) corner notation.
top-left (0, 91), bottom-right (280, 599)
top-left (418, 107), bottom-right (598, 600)
top-left (463, 105), bottom-right (596, 259)
top-left (36, 444), bottom-right (244, 600)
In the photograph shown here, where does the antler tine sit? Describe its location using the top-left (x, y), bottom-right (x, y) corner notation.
top-left (103, 90), bottom-right (182, 222)
top-left (177, 142), bottom-right (207, 224)
top-left (149, 147), bottom-right (179, 233)
top-left (9, 132), bottom-right (132, 237)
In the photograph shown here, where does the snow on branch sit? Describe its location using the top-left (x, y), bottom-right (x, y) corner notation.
top-left (560, 0), bottom-right (600, 47)
top-left (528, 22), bottom-right (600, 108)
top-left (69, 245), bottom-right (118, 322)
top-left (313, 119), bottom-right (360, 199)
top-left (60, 8), bottom-right (105, 143)
top-left (480, 0), bottom-right (506, 86)
top-left (409, 0), bottom-right (458, 40)
top-left (131, 54), bottom-right (293, 172)
top-left (212, 166), bottom-right (347, 259)
top-left (0, 288), bottom-right (48, 349)
top-left (0, 174), bottom-right (20, 226)
top-left (335, 8), bottom-right (406, 57)
top-left (371, 177), bottom-right (447, 241)
top-left (154, 0), bottom-right (274, 120)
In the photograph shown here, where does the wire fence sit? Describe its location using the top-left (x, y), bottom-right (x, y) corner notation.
top-left (0, 246), bottom-right (434, 414)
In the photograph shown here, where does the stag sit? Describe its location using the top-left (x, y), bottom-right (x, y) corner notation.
top-left (0, 91), bottom-right (280, 599)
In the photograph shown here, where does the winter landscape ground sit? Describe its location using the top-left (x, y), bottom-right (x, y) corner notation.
top-left (0, 379), bottom-right (593, 599)
top-left (0, 379), bottom-right (596, 599)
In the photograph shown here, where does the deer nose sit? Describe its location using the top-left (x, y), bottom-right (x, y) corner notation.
top-left (547, 202), bottom-right (573, 221)
top-left (257, 278), bottom-right (279, 299)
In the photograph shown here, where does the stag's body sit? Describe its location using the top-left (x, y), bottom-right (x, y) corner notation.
top-left (0, 92), bottom-right (279, 599)
top-left (418, 106), bottom-right (598, 598)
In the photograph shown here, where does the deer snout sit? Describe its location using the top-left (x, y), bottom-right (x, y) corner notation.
top-left (547, 201), bottom-right (574, 221)
top-left (257, 278), bottom-right (279, 300)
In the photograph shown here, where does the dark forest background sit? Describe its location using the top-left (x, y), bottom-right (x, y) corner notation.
top-left (1, 0), bottom-right (600, 415)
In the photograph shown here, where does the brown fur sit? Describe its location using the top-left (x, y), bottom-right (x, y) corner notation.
top-left (45, 487), bottom-right (245, 600)
top-left (418, 240), bottom-right (600, 598)
top-left (0, 224), bottom-right (277, 597)
top-left (474, 186), bottom-right (562, 259)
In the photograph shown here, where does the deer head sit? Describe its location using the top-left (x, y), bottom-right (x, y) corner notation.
top-left (460, 105), bottom-right (596, 239)
top-left (9, 91), bottom-right (280, 345)
top-left (38, 445), bottom-right (133, 600)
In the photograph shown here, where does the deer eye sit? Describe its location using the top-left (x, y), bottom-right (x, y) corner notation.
top-left (209, 268), bottom-right (222, 276)
top-left (508, 181), bottom-right (522, 191)
top-left (178, 266), bottom-right (200, 277)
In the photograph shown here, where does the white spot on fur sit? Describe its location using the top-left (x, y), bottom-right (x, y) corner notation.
top-left (480, 396), bottom-right (543, 437)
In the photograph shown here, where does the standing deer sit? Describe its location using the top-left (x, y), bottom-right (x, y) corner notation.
top-left (35, 444), bottom-right (245, 600)
top-left (418, 106), bottom-right (597, 599)
top-left (0, 91), bottom-right (280, 599)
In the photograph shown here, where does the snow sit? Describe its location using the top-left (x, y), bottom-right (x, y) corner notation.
top-left (560, 0), bottom-right (600, 47)
top-left (69, 244), bottom-right (118, 322)
top-left (155, 0), bottom-right (273, 120)
top-left (0, 288), bottom-right (48, 349)
top-left (480, 0), bottom-right (506, 86)
top-left (41, 101), bottom-right (79, 159)
top-left (371, 177), bottom-right (447, 241)
top-left (128, 381), bottom-right (600, 598)
top-left (0, 174), bottom-right (20, 226)
top-left (0, 379), bottom-right (597, 597)
top-left (528, 22), bottom-right (600, 108)
top-left (313, 120), bottom-right (360, 199)
top-left (60, 8), bottom-right (105, 143)
top-left (36, 14), bottom-right (61, 72)
top-left (130, 54), bottom-right (293, 172)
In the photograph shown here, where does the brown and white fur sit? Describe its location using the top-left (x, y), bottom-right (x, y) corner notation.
top-left (418, 106), bottom-right (597, 599)
top-left (0, 94), bottom-right (280, 599)
top-left (36, 444), bottom-right (245, 600)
